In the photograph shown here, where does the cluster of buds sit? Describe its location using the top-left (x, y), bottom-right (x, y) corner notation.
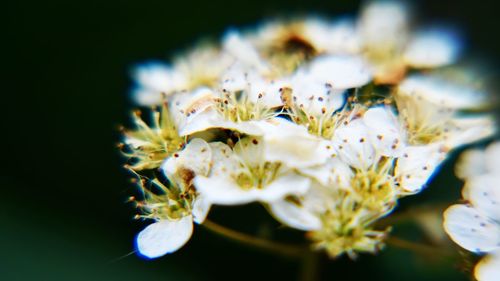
top-left (119, 1), bottom-right (496, 260)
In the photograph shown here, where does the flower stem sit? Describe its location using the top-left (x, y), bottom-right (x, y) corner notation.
top-left (299, 249), bottom-right (320, 281)
top-left (202, 219), bottom-right (306, 258)
top-left (386, 236), bottom-right (453, 258)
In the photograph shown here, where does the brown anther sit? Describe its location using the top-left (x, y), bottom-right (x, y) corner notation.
top-left (359, 138), bottom-right (365, 143)
top-left (377, 135), bottom-right (383, 140)
top-left (252, 139), bottom-right (259, 145)
top-left (174, 153), bottom-right (179, 158)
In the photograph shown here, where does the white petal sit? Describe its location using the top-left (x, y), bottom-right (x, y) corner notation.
top-left (307, 55), bottom-right (372, 89)
top-left (332, 119), bottom-right (375, 169)
top-left (207, 142), bottom-right (240, 176)
top-left (486, 142), bottom-right (500, 175)
top-left (446, 115), bottom-right (496, 149)
top-left (132, 63), bottom-right (187, 105)
top-left (223, 31), bottom-right (268, 73)
top-left (290, 71), bottom-right (346, 115)
top-left (455, 148), bottom-right (487, 180)
top-left (359, 1), bottom-right (410, 50)
top-left (395, 144), bottom-right (446, 193)
top-left (161, 138), bottom-right (212, 177)
top-left (192, 195), bottom-right (211, 224)
top-left (270, 199), bottom-right (321, 231)
top-left (233, 137), bottom-right (265, 167)
top-left (304, 18), bottom-right (360, 54)
top-left (258, 118), bottom-right (331, 168)
top-left (404, 28), bottom-right (462, 68)
top-left (398, 74), bottom-right (487, 109)
top-left (465, 175), bottom-right (500, 222)
top-left (363, 106), bottom-right (405, 157)
top-left (136, 217), bottom-right (193, 259)
top-left (194, 176), bottom-right (258, 205)
top-left (300, 156), bottom-right (353, 187)
top-left (443, 204), bottom-right (500, 253)
top-left (475, 252), bottom-right (500, 281)
top-left (257, 173), bottom-right (311, 202)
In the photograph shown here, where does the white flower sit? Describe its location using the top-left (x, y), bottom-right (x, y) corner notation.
top-left (330, 107), bottom-right (406, 170)
top-left (132, 46), bottom-right (235, 106)
top-left (395, 75), bottom-right (495, 148)
top-left (357, 2), bottom-right (463, 84)
top-left (135, 139), bottom-right (213, 258)
top-left (194, 138), bottom-right (311, 205)
top-left (444, 141), bottom-right (500, 281)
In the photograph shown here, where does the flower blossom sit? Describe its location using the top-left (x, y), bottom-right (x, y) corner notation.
top-left (119, 0), bottom-right (496, 261)
top-left (444, 142), bottom-right (500, 281)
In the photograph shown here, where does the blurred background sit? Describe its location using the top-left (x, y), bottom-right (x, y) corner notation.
top-left (3, 0), bottom-right (499, 280)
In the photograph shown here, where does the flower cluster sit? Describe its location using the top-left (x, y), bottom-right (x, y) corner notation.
top-left (444, 142), bottom-right (500, 281)
top-left (120, 1), bottom-right (495, 259)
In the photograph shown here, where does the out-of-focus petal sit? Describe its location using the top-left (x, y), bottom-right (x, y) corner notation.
top-left (136, 217), bottom-right (193, 259)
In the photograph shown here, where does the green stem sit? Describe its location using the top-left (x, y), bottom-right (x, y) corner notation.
top-left (299, 249), bottom-right (320, 281)
top-left (202, 219), bottom-right (305, 258)
top-left (386, 236), bottom-right (453, 258)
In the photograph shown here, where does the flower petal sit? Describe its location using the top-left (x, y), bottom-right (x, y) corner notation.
top-left (404, 28), bottom-right (462, 68)
top-left (258, 118), bottom-right (331, 168)
top-left (398, 74), bottom-right (487, 109)
top-left (455, 148), bottom-right (487, 180)
top-left (486, 142), bottom-right (500, 175)
top-left (136, 216), bottom-right (193, 259)
top-left (363, 106), bottom-right (405, 157)
top-left (443, 204), bottom-right (500, 253)
top-left (395, 144), bottom-right (446, 193)
top-left (475, 251), bottom-right (500, 281)
top-left (306, 55), bottom-right (372, 89)
top-left (464, 175), bottom-right (500, 223)
top-left (161, 138), bottom-right (212, 177)
top-left (194, 176), bottom-right (258, 205)
top-left (331, 119), bottom-right (375, 169)
top-left (300, 156), bottom-right (353, 187)
top-left (192, 195), bottom-right (211, 224)
top-left (270, 198), bottom-right (322, 231)
top-left (257, 173), bottom-right (311, 202)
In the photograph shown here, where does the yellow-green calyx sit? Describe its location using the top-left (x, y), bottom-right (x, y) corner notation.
top-left (133, 168), bottom-right (196, 221)
top-left (120, 102), bottom-right (185, 170)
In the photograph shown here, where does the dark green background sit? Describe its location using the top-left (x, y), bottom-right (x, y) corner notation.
top-left (3, 0), bottom-right (499, 280)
